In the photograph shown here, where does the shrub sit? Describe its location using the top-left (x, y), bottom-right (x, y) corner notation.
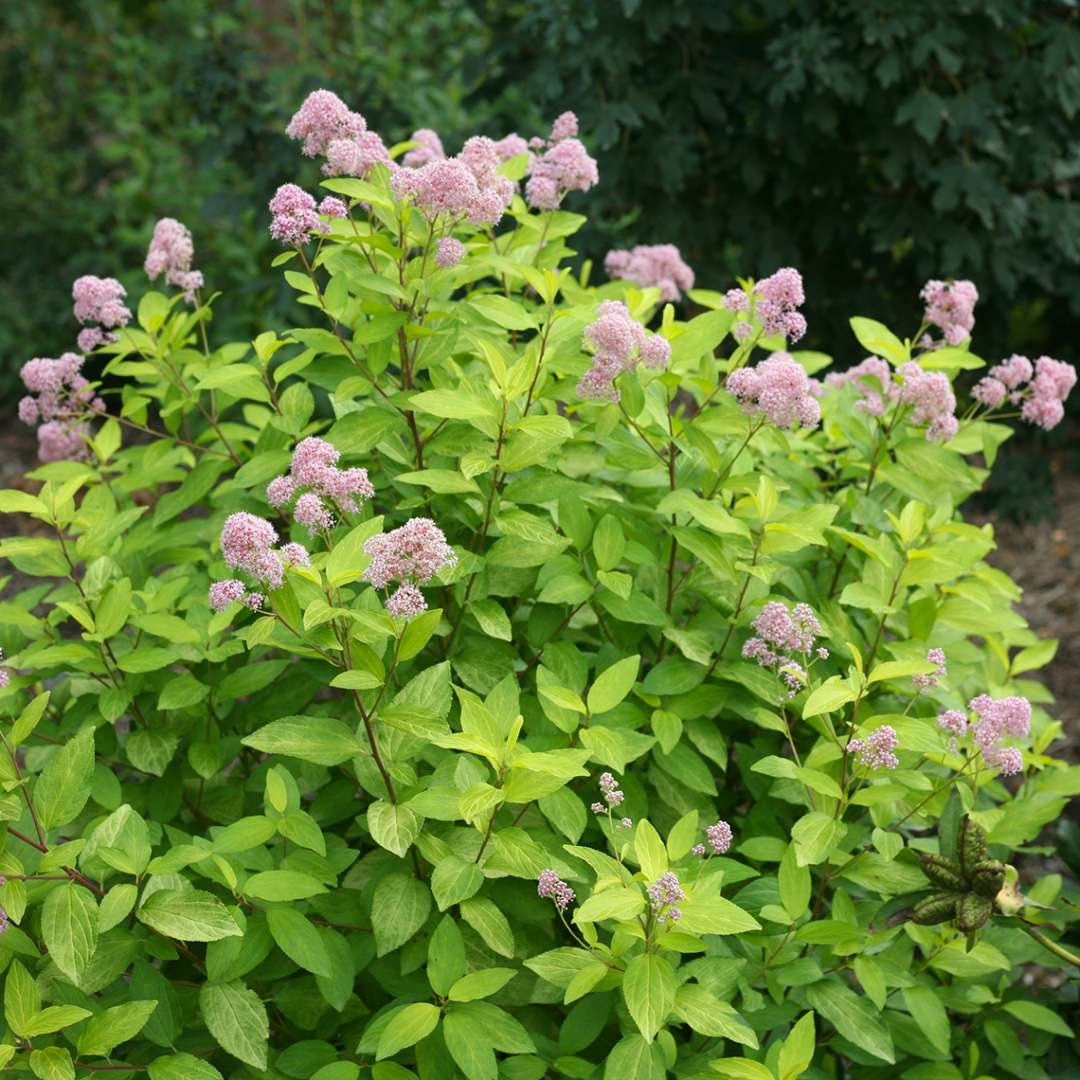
top-left (1, 92), bottom-right (1078, 1078)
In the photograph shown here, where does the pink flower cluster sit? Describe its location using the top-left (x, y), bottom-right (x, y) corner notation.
top-left (847, 725), bottom-right (900, 770)
top-left (217, 511), bottom-right (309, 592)
top-left (286, 88), bottom-right (367, 157)
top-left (913, 648), bottom-right (947, 692)
top-left (973, 354), bottom-right (1076, 431)
top-left (18, 353), bottom-right (105, 462)
top-left (824, 357), bottom-right (895, 417)
top-left (938, 694), bottom-right (1030, 775)
top-left (209, 579), bottom-right (263, 613)
top-left (577, 301), bottom-right (671, 402)
top-left (402, 128), bottom-right (445, 168)
top-left (525, 111), bottom-right (599, 211)
top-left (724, 268), bottom-right (807, 343)
top-left (920, 279), bottom-right (978, 347)
top-left (0, 648), bottom-right (9, 690)
top-left (267, 437), bottom-right (374, 534)
top-left (824, 359), bottom-right (958, 441)
top-left (692, 819), bottom-right (734, 857)
top-left (537, 869), bottom-right (575, 911)
top-left (604, 243), bottom-right (695, 302)
top-left (590, 771), bottom-right (625, 814)
top-left (268, 184), bottom-right (326, 246)
top-left (73, 276), bottom-right (131, 353)
top-left (144, 218), bottom-right (203, 303)
top-left (726, 352), bottom-right (821, 430)
top-left (436, 237), bottom-right (466, 269)
top-left (392, 143), bottom-right (513, 227)
top-left (362, 517), bottom-right (457, 618)
top-left (898, 362), bottom-right (958, 442)
top-left (742, 601), bottom-right (826, 698)
top-left (647, 871), bottom-right (685, 924)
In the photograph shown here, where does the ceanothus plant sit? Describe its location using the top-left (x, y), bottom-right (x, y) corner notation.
top-left (0, 88), bottom-right (1078, 1078)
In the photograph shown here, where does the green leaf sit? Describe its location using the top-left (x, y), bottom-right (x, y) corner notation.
top-left (677, 894), bottom-right (761, 936)
top-left (459, 897), bottom-right (514, 958)
top-left (1002, 999), bottom-right (1074, 1037)
top-left (199, 981), bottom-right (270, 1070)
top-left (427, 916), bottom-right (466, 997)
top-left (592, 514), bottom-right (626, 571)
top-left (431, 856), bottom-right (484, 911)
top-left (709, 1060), bottom-right (775, 1080)
top-left (441, 1007), bottom-right (497, 1080)
top-left (33, 726), bottom-right (94, 830)
top-left (267, 908), bottom-right (334, 978)
top-left (778, 843), bottom-right (811, 920)
top-left (674, 984), bottom-right (758, 1047)
top-left (778, 1011), bottom-right (816, 1080)
top-left (23, 1005), bottom-right (93, 1037)
top-left (137, 889), bottom-right (243, 941)
top-left (77, 1000), bottom-right (158, 1056)
top-left (604, 1034), bottom-right (666, 1080)
top-left (901, 985), bottom-right (950, 1055)
top-left (148, 1054), bottom-right (225, 1080)
top-left (375, 1002), bottom-right (441, 1060)
top-left (244, 871), bottom-right (327, 902)
top-left (41, 884), bottom-right (98, 981)
top-left (29, 1047), bottom-right (74, 1080)
top-left (469, 294), bottom-right (538, 331)
top-left (373, 873), bottom-right (431, 956)
top-left (802, 676), bottom-right (857, 719)
top-left (448, 967), bottom-right (516, 1002)
top-left (241, 716), bottom-right (363, 766)
top-left (368, 800), bottom-right (422, 857)
top-left (573, 886), bottom-right (646, 924)
top-left (791, 811), bottom-right (847, 867)
top-left (634, 819), bottom-right (668, 880)
top-left (849, 316), bottom-right (907, 364)
top-left (587, 654), bottom-right (640, 715)
top-left (4, 960), bottom-right (39, 1036)
top-left (622, 954), bottom-right (676, 1042)
top-left (806, 980), bottom-right (894, 1063)
top-left (399, 607), bottom-right (443, 660)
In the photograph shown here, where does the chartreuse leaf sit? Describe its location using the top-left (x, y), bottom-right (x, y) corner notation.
top-left (41, 884), bottom-right (98, 981)
top-left (710, 1059), bottom-right (774, 1079)
top-left (448, 967), bottom-right (516, 1001)
top-left (33, 726), bottom-right (94, 830)
top-left (199, 981), bottom-right (270, 1070)
top-left (241, 716), bottom-right (363, 765)
top-left (427, 916), bottom-right (466, 997)
top-left (137, 889), bottom-right (242, 941)
top-left (77, 1000), bottom-right (158, 1056)
top-left (148, 1055), bottom-right (224, 1080)
top-left (622, 954), bottom-right (676, 1042)
top-left (634, 819), bottom-right (668, 880)
top-left (587, 654), bottom-right (640, 714)
top-left (674, 984), bottom-right (758, 1047)
top-left (375, 1002), bottom-right (441, 1060)
top-left (778, 1011), bottom-right (816, 1080)
top-left (806, 980), bottom-right (894, 1063)
top-left (267, 908), bottom-right (333, 978)
top-left (29, 1047), bottom-right (75, 1080)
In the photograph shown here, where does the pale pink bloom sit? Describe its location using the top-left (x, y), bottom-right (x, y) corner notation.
top-left (363, 517), bottom-right (456, 589)
top-left (492, 133), bottom-right (529, 161)
top-left (897, 362), bottom-right (958, 442)
top-left (286, 89), bottom-right (366, 157)
top-left (537, 869), bottom-right (575, 910)
top-left (526, 136), bottom-right (598, 210)
top-left (972, 376), bottom-right (1007, 408)
top-left (578, 301), bottom-right (667, 401)
top-left (920, 279), bottom-right (978, 345)
top-left (77, 327), bottom-right (112, 352)
top-left (269, 184), bottom-right (322, 245)
top-left (598, 772), bottom-right (624, 808)
top-left (913, 648), bottom-right (947, 692)
top-left (219, 512), bottom-right (283, 588)
top-left (990, 354), bottom-right (1033, 389)
top-left (705, 820), bottom-right (733, 854)
top-left (825, 356), bottom-right (897, 417)
top-left (266, 475), bottom-right (298, 508)
top-left (294, 491), bottom-right (334, 533)
top-left (385, 582), bottom-right (427, 619)
top-left (436, 237), bottom-right (466, 268)
top-left (0, 649), bottom-right (9, 690)
top-left (938, 709), bottom-right (967, 737)
top-left (726, 352), bottom-right (820, 429)
top-left (323, 131), bottom-right (394, 178)
top-left (753, 267), bottom-right (807, 342)
top-left (144, 218), bottom-right (204, 303)
top-left (402, 128), bottom-right (445, 168)
top-left (280, 542), bottom-right (311, 567)
top-left (549, 111), bottom-right (579, 142)
top-left (848, 726), bottom-right (899, 770)
top-left (605, 243), bottom-right (695, 301)
top-left (73, 276), bottom-right (130, 330)
top-left (639, 335), bottom-right (671, 370)
top-left (319, 197), bottom-right (348, 219)
top-left (209, 579), bottom-right (247, 612)
top-left (37, 421), bottom-right (90, 462)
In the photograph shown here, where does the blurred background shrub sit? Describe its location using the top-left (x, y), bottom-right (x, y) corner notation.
top-left (4, 0), bottom-right (1079, 415)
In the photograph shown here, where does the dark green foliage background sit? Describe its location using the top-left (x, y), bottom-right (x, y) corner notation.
top-left (5, 0), bottom-right (1080, 382)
